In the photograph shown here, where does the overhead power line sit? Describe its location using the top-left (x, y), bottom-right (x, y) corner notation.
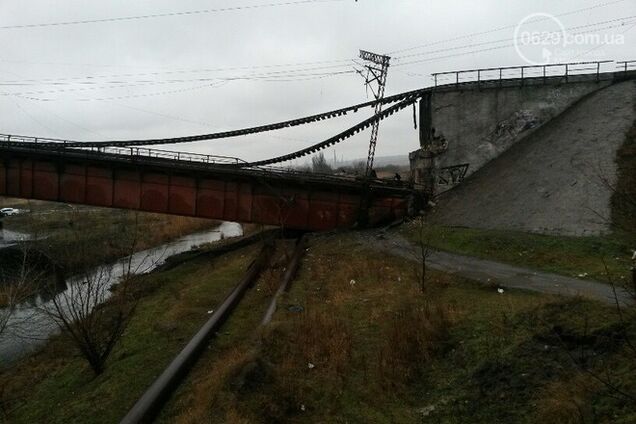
top-left (0, 69), bottom-right (356, 97)
top-left (0, 0), bottom-right (624, 89)
top-left (392, 14), bottom-right (636, 63)
top-left (3, 10), bottom-right (630, 91)
top-left (0, 0), bottom-right (345, 30)
top-left (0, 63), bottom-right (356, 88)
top-left (393, 18), bottom-right (636, 68)
top-left (2, 11), bottom-right (628, 95)
top-left (31, 83), bottom-right (228, 103)
top-left (0, 59), bottom-right (356, 86)
top-left (388, 0), bottom-right (629, 55)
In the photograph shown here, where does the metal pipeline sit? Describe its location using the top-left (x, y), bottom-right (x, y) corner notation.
top-left (120, 241), bottom-right (273, 424)
top-left (261, 236), bottom-right (307, 326)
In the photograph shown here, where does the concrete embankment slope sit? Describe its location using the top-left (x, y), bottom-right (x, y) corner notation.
top-left (433, 80), bottom-right (636, 236)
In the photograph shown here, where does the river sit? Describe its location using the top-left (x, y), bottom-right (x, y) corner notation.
top-left (0, 221), bottom-right (243, 366)
top-left (0, 228), bottom-right (31, 249)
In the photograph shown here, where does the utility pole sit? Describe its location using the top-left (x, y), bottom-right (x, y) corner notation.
top-left (358, 50), bottom-right (391, 177)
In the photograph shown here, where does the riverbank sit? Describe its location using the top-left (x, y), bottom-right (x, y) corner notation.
top-left (1, 201), bottom-right (222, 271)
top-left (2, 231), bottom-right (634, 423)
top-left (0, 222), bottom-right (243, 364)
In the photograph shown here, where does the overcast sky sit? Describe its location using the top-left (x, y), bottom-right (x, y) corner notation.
top-left (0, 0), bottom-right (634, 165)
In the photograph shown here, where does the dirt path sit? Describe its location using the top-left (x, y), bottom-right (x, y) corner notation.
top-left (358, 230), bottom-right (632, 306)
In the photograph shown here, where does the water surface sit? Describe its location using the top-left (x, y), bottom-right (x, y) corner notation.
top-left (0, 222), bottom-right (242, 365)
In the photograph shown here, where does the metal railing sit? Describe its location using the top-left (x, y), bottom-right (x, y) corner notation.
top-left (0, 133), bottom-right (245, 166)
top-left (0, 133), bottom-right (416, 191)
top-left (431, 60), bottom-right (614, 88)
top-left (438, 164), bottom-right (470, 186)
top-left (617, 60), bottom-right (636, 72)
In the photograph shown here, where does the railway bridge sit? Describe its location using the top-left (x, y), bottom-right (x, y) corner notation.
top-left (1, 60), bottom-right (634, 231)
top-left (0, 142), bottom-right (414, 231)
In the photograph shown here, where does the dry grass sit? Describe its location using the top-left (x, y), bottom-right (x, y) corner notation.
top-left (135, 214), bottom-right (216, 251)
top-left (378, 300), bottom-right (451, 386)
top-left (534, 374), bottom-right (600, 423)
top-left (293, 308), bottom-right (352, 374)
top-left (8, 230), bottom-right (635, 422)
top-left (173, 348), bottom-right (255, 424)
top-left (0, 197), bottom-right (31, 207)
top-left (204, 236), bottom-right (455, 421)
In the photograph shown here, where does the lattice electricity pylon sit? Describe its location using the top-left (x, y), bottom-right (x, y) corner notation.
top-left (358, 50), bottom-right (390, 177)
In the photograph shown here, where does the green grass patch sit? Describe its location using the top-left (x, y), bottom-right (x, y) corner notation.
top-left (0, 245), bottom-right (259, 424)
top-left (400, 222), bottom-right (634, 284)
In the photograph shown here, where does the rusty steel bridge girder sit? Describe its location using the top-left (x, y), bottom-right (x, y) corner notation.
top-left (0, 145), bottom-right (411, 232)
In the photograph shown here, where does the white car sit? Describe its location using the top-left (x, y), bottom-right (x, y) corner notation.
top-left (0, 207), bottom-right (20, 217)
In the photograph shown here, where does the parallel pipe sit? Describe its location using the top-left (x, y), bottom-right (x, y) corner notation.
top-left (120, 241), bottom-right (273, 424)
top-left (261, 236), bottom-right (307, 326)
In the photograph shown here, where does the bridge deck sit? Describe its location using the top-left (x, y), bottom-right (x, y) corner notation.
top-left (0, 144), bottom-right (413, 231)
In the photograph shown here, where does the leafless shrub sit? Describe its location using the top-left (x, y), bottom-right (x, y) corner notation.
top-left (0, 245), bottom-right (44, 340)
top-left (35, 213), bottom-right (148, 375)
top-left (412, 214), bottom-right (433, 293)
top-left (39, 263), bottom-right (138, 375)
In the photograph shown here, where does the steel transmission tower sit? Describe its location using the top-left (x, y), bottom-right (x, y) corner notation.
top-left (358, 50), bottom-right (391, 177)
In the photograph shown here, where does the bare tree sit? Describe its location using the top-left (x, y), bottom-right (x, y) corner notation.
top-left (412, 213), bottom-right (433, 293)
top-left (41, 261), bottom-right (137, 374)
top-left (37, 212), bottom-right (144, 375)
top-left (311, 152), bottom-right (333, 174)
top-left (0, 246), bottom-right (43, 339)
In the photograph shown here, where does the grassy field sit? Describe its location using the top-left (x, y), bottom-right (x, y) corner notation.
top-left (2, 233), bottom-right (635, 423)
top-left (158, 234), bottom-right (636, 423)
top-left (400, 221), bottom-right (635, 284)
top-left (0, 244), bottom-right (261, 423)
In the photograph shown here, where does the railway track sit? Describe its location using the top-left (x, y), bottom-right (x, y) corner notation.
top-left (120, 234), bottom-right (308, 423)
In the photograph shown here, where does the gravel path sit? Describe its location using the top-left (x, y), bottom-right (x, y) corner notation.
top-left (358, 230), bottom-right (632, 306)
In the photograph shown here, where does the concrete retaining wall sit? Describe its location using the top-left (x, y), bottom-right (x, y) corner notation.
top-left (430, 80), bottom-right (636, 236)
top-left (421, 76), bottom-right (614, 178)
